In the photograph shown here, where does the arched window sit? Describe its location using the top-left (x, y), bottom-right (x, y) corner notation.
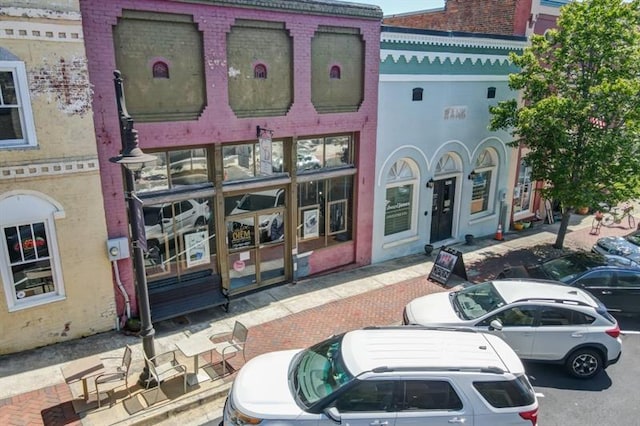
top-left (0, 193), bottom-right (65, 310)
top-left (470, 149), bottom-right (497, 215)
top-left (254, 64), bottom-right (267, 79)
top-left (384, 159), bottom-right (419, 238)
top-left (152, 61), bottom-right (169, 79)
top-left (330, 65), bottom-right (341, 79)
top-left (412, 87), bottom-right (423, 101)
top-left (435, 153), bottom-right (461, 175)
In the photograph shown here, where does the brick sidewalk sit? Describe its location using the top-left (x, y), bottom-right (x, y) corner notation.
top-left (0, 212), bottom-right (635, 426)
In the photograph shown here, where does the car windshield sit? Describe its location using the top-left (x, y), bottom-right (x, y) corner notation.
top-left (452, 282), bottom-right (506, 320)
top-left (541, 254), bottom-right (604, 282)
top-left (626, 232), bottom-right (640, 247)
top-left (237, 194), bottom-right (277, 211)
top-left (289, 334), bottom-right (354, 409)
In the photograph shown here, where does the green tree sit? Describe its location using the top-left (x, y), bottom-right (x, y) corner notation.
top-left (490, 0), bottom-right (640, 248)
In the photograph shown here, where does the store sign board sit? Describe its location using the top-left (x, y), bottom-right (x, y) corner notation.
top-left (428, 247), bottom-right (467, 285)
top-left (259, 135), bottom-right (272, 175)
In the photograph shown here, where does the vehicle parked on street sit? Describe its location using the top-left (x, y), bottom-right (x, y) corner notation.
top-left (498, 252), bottom-right (640, 315)
top-left (223, 326), bottom-right (539, 425)
top-left (592, 232), bottom-right (640, 263)
top-left (403, 280), bottom-right (622, 379)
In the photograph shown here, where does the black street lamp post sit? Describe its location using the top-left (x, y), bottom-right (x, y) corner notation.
top-left (110, 70), bottom-right (157, 382)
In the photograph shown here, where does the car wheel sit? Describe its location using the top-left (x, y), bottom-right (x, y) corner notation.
top-left (195, 217), bottom-right (206, 227)
top-left (566, 349), bottom-right (602, 379)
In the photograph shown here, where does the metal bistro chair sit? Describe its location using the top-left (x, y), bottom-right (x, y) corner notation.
top-left (209, 320), bottom-right (248, 376)
top-left (94, 345), bottom-right (133, 408)
top-left (142, 350), bottom-right (188, 399)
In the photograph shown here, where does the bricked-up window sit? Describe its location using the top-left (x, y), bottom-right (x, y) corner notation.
top-left (412, 87), bottom-right (423, 101)
top-left (0, 194), bottom-right (65, 311)
top-left (330, 65), bottom-right (341, 79)
top-left (254, 64), bottom-right (267, 79)
top-left (0, 61), bottom-right (37, 148)
top-left (152, 61), bottom-right (169, 79)
top-left (487, 87), bottom-right (496, 99)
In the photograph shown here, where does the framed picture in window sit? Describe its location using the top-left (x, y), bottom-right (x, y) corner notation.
top-left (300, 206), bottom-right (320, 240)
top-left (184, 230), bottom-right (210, 268)
top-left (328, 200), bottom-right (347, 235)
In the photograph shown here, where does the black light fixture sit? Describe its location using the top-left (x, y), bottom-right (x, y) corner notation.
top-left (109, 70), bottom-right (157, 383)
top-left (426, 178), bottom-right (434, 189)
top-left (468, 170), bottom-right (478, 180)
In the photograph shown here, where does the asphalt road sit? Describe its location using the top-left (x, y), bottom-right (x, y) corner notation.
top-left (160, 317), bottom-right (640, 426)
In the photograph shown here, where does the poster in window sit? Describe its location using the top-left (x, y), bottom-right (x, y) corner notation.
top-left (184, 230), bottom-right (209, 268)
top-left (329, 201), bottom-right (347, 234)
top-left (302, 208), bottom-right (319, 239)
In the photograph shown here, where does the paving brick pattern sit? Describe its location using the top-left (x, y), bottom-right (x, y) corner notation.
top-left (0, 212), bottom-right (635, 425)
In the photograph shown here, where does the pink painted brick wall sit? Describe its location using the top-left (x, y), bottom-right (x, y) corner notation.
top-left (80, 0), bottom-right (379, 312)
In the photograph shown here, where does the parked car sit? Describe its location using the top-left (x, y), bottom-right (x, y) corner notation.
top-left (143, 199), bottom-right (210, 247)
top-left (403, 279), bottom-right (622, 379)
top-left (592, 232), bottom-right (640, 263)
top-left (498, 251), bottom-right (640, 315)
top-left (223, 326), bottom-right (539, 425)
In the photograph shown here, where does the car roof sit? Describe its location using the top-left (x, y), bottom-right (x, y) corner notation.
top-left (340, 327), bottom-right (522, 376)
top-left (492, 279), bottom-right (598, 306)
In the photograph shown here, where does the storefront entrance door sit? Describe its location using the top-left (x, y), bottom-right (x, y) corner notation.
top-left (225, 207), bottom-right (287, 292)
top-left (430, 178), bottom-right (456, 242)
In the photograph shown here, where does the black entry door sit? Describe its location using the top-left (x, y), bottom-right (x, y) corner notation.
top-left (430, 178), bottom-right (456, 242)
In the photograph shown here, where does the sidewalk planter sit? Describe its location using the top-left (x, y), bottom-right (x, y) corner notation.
top-left (521, 221), bottom-right (531, 229)
top-left (424, 244), bottom-right (434, 256)
top-left (464, 234), bottom-right (475, 245)
top-left (577, 207), bottom-right (590, 215)
top-left (513, 222), bottom-right (524, 231)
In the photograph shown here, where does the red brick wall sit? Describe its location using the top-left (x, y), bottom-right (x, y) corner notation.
top-left (384, 0), bottom-right (532, 36)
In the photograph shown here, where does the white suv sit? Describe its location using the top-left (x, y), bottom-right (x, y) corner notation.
top-left (223, 326), bottom-right (539, 425)
top-left (403, 279), bottom-right (622, 379)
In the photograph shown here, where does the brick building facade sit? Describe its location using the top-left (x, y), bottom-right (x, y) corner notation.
top-left (79, 0), bottom-right (382, 322)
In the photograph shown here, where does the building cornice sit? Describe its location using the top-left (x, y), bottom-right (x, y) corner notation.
top-left (175, 0), bottom-right (383, 20)
top-left (381, 31), bottom-right (528, 51)
top-left (0, 20), bottom-right (83, 42)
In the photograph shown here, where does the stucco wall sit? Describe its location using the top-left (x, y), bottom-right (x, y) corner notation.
top-left (0, 4), bottom-right (115, 354)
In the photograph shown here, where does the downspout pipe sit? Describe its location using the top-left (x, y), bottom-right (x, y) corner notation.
top-left (112, 259), bottom-right (131, 329)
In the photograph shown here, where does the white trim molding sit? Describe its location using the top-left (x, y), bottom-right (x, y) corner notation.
top-left (0, 21), bottom-right (83, 42)
top-left (0, 158), bottom-right (100, 180)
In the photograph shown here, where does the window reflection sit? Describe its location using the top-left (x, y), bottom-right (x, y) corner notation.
top-left (135, 149), bottom-right (210, 193)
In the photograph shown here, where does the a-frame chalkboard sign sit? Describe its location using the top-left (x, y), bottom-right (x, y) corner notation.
top-left (428, 246), bottom-right (468, 285)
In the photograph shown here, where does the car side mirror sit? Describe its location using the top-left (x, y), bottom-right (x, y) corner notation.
top-left (489, 319), bottom-right (503, 331)
top-left (324, 407), bottom-right (341, 423)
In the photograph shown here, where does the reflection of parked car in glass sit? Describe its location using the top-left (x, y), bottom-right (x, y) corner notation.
top-left (230, 189), bottom-right (285, 243)
top-left (143, 199), bottom-right (210, 248)
top-left (271, 154), bottom-right (321, 173)
top-left (593, 231), bottom-right (640, 264)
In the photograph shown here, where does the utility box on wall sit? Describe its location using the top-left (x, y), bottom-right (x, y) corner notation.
top-left (107, 237), bottom-right (130, 261)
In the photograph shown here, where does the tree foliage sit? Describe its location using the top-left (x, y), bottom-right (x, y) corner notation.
top-left (490, 0), bottom-right (640, 248)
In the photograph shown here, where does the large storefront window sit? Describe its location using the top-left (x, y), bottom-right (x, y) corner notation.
top-left (136, 148), bottom-right (209, 193)
top-left (223, 141), bottom-right (285, 180)
top-left (0, 194), bottom-right (64, 310)
top-left (297, 135), bottom-right (352, 171)
top-left (384, 159), bottom-right (418, 237)
top-left (298, 175), bottom-right (353, 252)
top-left (143, 198), bottom-right (215, 280)
top-left (470, 149), bottom-right (497, 215)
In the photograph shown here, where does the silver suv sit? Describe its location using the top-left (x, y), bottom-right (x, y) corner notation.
top-left (223, 326), bottom-right (539, 425)
top-left (404, 279), bottom-right (622, 379)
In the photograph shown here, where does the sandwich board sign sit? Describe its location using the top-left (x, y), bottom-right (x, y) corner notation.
top-left (428, 246), bottom-right (468, 285)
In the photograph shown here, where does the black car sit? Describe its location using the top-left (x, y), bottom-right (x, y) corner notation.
top-left (498, 251), bottom-right (640, 315)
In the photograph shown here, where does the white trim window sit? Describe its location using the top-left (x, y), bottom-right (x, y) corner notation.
top-left (384, 158), bottom-right (419, 238)
top-left (0, 60), bottom-right (37, 149)
top-left (470, 149), bottom-right (497, 215)
top-left (0, 194), bottom-right (65, 311)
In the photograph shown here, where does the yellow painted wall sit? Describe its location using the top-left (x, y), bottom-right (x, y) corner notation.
top-left (0, 6), bottom-right (116, 354)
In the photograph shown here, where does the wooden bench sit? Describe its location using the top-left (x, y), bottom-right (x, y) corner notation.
top-left (148, 270), bottom-right (229, 323)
